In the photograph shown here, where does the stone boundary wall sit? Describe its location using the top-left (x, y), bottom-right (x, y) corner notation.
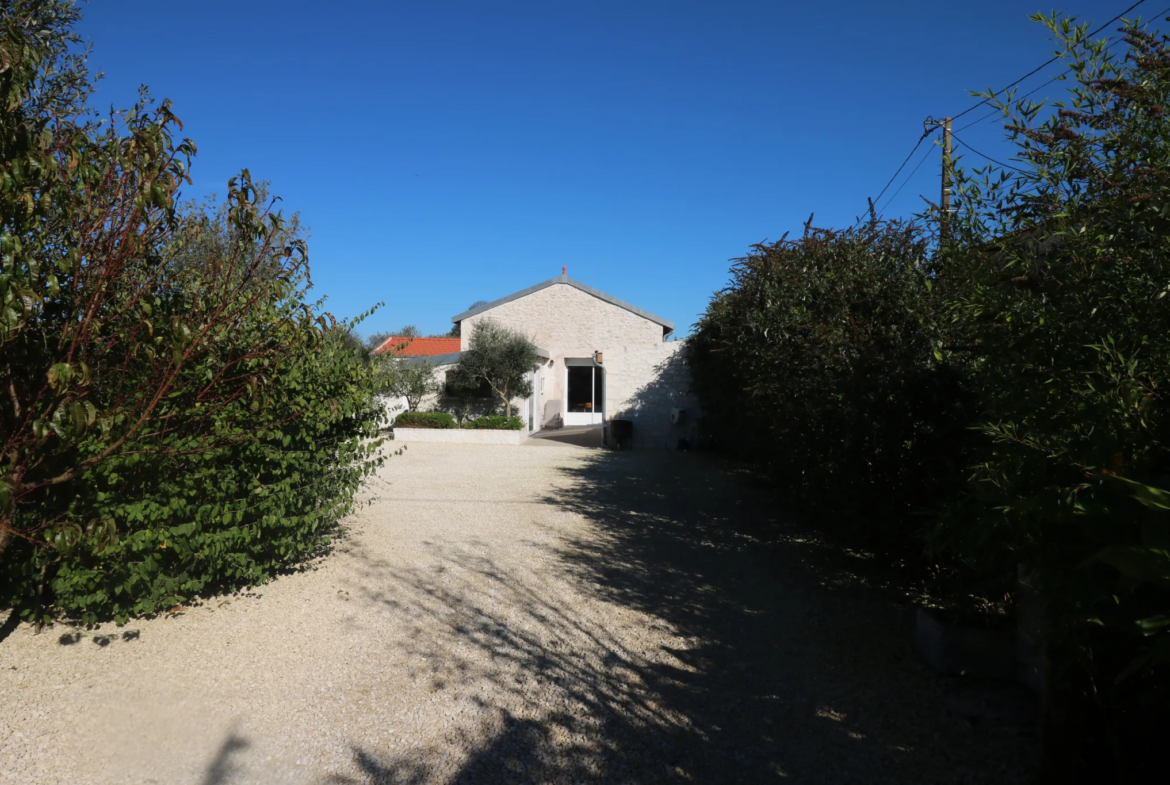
top-left (393, 428), bottom-right (529, 445)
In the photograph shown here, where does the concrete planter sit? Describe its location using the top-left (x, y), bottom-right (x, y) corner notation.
top-left (393, 427), bottom-right (528, 445)
top-left (916, 607), bottom-right (1016, 680)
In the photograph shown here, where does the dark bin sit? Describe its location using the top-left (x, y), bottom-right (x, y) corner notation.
top-left (608, 419), bottom-right (633, 449)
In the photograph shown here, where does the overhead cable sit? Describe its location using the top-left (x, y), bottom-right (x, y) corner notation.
top-left (951, 0), bottom-right (1148, 122)
top-left (950, 132), bottom-right (1026, 172)
top-left (876, 141), bottom-right (937, 216)
top-left (956, 3), bottom-right (1170, 132)
top-left (853, 131), bottom-right (933, 228)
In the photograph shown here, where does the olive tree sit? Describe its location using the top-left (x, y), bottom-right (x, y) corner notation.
top-left (376, 356), bottom-right (440, 412)
top-left (447, 320), bottom-right (541, 417)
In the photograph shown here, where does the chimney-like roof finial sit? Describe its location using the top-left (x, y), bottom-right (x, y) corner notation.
top-left (562, 265), bottom-right (566, 276)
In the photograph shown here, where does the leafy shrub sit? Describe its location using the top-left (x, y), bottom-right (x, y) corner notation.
top-left (930, 13), bottom-right (1170, 779)
top-left (463, 415), bottom-right (523, 430)
top-left (688, 219), bottom-right (976, 553)
top-left (0, 4), bottom-right (386, 624)
top-left (395, 411), bottom-right (456, 429)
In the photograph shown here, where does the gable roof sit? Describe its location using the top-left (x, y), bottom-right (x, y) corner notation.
top-left (450, 273), bottom-right (674, 336)
top-left (373, 336), bottom-right (461, 356)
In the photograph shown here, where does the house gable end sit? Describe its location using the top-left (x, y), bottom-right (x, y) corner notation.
top-left (450, 274), bottom-right (674, 336)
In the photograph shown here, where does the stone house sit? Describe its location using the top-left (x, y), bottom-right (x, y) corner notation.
top-left (392, 271), bottom-right (698, 449)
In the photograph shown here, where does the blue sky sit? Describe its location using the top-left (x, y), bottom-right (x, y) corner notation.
top-left (77, 0), bottom-right (1154, 337)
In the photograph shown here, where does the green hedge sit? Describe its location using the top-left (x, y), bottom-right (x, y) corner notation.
top-left (689, 14), bottom-right (1170, 778)
top-left (395, 411), bottom-right (456, 429)
top-left (2, 329), bottom-right (386, 624)
top-left (688, 219), bottom-right (973, 556)
top-left (928, 16), bottom-right (1170, 778)
top-left (393, 412), bottom-right (523, 430)
top-left (0, 6), bottom-right (387, 625)
top-left (463, 415), bottom-right (523, 431)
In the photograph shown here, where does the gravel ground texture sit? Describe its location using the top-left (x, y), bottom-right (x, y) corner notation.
top-left (0, 441), bottom-right (1038, 784)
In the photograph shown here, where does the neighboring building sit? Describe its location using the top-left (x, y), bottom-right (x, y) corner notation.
top-left (389, 271), bottom-right (699, 449)
top-left (373, 336), bottom-right (461, 356)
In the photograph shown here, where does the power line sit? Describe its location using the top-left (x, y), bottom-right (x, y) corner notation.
top-left (852, 130), bottom-right (932, 228)
top-left (854, 0), bottom-right (1162, 228)
top-left (955, 3), bottom-right (1170, 132)
top-left (951, 132), bottom-right (1026, 172)
top-left (868, 130), bottom-right (933, 208)
top-left (955, 75), bottom-right (1060, 132)
top-left (876, 139), bottom-right (937, 216)
top-left (951, 0), bottom-right (1148, 122)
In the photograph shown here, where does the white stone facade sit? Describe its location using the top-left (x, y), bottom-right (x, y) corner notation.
top-left (602, 342), bottom-right (700, 450)
top-left (453, 276), bottom-right (697, 449)
top-left (460, 284), bottom-right (662, 354)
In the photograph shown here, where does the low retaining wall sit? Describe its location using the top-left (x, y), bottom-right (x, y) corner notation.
top-left (393, 427), bottom-right (529, 445)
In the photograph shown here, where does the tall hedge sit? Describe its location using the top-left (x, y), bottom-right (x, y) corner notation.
top-left (934, 13), bottom-right (1170, 780)
top-left (688, 219), bottom-right (976, 552)
top-left (691, 11), bottom-right (1170, 780)
top-left (0, 2), bottom-right (386, 624)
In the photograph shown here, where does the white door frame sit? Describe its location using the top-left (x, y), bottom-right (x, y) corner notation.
top-left (563, 359), bottom-right (604, 427)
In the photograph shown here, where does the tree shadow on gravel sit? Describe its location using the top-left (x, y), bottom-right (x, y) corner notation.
top-left (331, 450), bottom-right (1036, 784)
top-left (0, 608), bottom-right (20, 644)
top-left (201, 727), bottom-right (250, 785)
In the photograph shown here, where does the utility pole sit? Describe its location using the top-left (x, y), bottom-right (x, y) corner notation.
top-left (924, 116), bottom-right (953, 237)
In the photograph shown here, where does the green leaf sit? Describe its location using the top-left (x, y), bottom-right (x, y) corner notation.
top-left (46, 363), bottom-right (72, 389)
top-left (1135, 615), bottom-right (1170, 635)
top-left (1105, 474), bottom-right (1170, 511)
top-left (1085, 545), bottom-right (1170, 591)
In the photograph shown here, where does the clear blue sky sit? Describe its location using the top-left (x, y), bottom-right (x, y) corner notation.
top-left (76, 0), bottom-right (1153, 337)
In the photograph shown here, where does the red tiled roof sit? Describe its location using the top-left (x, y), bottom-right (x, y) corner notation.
top-left (373, 336), bottom-right (461, 356)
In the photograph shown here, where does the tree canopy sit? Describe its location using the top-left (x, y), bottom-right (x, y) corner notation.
top-left (0, 2), bottom-right (387, 624)
top-left (375, 356), bottom-right (440, 412)
top-left (447, 320), bottom-right (540, 418)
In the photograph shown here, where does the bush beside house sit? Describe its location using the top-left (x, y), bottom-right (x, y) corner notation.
top-left (688, 218), bottom-right (974, 558)
top-left (0, 4), bottom-right (386, 625)
top-left (463, 415), bottom-right (523, 430)
top-left (394, 411), bottom-right (457, 429)
top-left (689, 14), bottom-right (1170, 781)
top-left (393, 411), bottom-right (523, 431)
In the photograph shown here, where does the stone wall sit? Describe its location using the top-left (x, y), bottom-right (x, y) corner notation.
top-left (603, 342), bottom-right (700, 450)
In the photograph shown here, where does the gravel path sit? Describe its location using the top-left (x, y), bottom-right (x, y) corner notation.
top-left (0, 442), bottom-right (1036, 784)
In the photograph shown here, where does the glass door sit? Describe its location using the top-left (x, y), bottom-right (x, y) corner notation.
top-left (564, 361), bottom-right (604, 426)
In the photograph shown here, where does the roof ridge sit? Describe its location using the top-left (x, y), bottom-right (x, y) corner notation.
top-left (450, 274), bottom-right (673, 332)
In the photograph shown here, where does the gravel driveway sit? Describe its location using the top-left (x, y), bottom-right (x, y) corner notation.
top-left (1, 442), bottom-right (1036, 784)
